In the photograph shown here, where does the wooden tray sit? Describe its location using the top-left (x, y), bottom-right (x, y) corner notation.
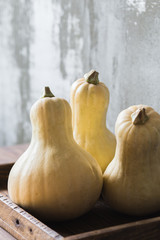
top-left (1, 144), bottom-right (160, 240)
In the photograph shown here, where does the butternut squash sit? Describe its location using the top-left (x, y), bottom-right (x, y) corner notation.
top-left (103, 105), bottom-right (160, 216)
top-left (70, 70), bottom-right (116, 173)
top-left (8, 87), bottom-right (103, 221)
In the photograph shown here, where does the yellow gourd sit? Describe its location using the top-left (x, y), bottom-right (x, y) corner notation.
top-left (8, 87), bottom-right (103, 221)
top-left (70, 70), bottom-right (116, 173)
top-left (103, 105), bottom-right (160, 216)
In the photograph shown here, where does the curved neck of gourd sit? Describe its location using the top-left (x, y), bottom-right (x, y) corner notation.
top-left (73, 110), bottom-right (107, 136)
top-left (30, 104), bottom-right (74, 147)
top-left (31, 124), bottom-right (74, 147)
top-left (89, 114), bottom-right (107, 129)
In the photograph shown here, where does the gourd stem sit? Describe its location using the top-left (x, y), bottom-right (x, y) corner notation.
top-left (131, 108), bottom-right (149, 125)
top-left (41, 86), bottom-right (55, 98)
top-left (84, 70), bottom-right (99, 85)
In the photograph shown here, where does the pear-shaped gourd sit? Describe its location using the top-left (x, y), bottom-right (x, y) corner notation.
top-left (8, 87), bottom-right (103, 221)
top-left (70, 70), bottom-right (116, 173)
top-left (103, 105), bottom-right (160, 216)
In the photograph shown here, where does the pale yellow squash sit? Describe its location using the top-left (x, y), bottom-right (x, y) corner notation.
top-left (103, 105), bottom-right (160, 216)
top-left (70, 70), bottom-right (116, 173)
top-left (8, 87), bottom-right (103, 221)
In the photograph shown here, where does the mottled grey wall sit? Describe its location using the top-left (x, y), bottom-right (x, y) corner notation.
top-left (0, 0), bottom-right (160, 146)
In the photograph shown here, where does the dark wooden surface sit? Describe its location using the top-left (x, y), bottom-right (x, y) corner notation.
top-left (0, 144), bottom-right (28, 189)
top-left (0, 144), bottom-right (28, 166)
top-left (1, 144), bottom-right (160, 240)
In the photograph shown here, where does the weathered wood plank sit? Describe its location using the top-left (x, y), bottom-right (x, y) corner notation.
top-left (65, 217), bottom-right (160, 240)
top-left (0, 193), bottom-right (63, 240)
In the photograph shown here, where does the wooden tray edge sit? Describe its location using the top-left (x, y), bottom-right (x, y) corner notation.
top-left (0, 193), bottom-right (63, 240)
top-left (64, 216), bottom-right (160, 240)
top-left (1, 191), bottom-right (160, 240)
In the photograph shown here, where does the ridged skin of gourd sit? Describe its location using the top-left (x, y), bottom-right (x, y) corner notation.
top-left (103, 105), bottom-right (160, 216)
top-left (8, 96), bottom-right (103, 221)
top-left (70, 78), bottom-right (116, 173)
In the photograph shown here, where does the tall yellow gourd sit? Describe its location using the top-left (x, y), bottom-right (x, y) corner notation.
top-left (103, 105), bottom-right (160, 216)
top-left (8, 87), bottom-right (103, 221)
top-left (70, 70), bottom-right (116, 173)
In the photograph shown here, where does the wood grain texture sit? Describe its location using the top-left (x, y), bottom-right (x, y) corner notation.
top-left (65, 217), bottom-right (160, 240)
top-left (0, 192), bottom-right (63, 240)
top-left (1, 191), bottom-right (160, 240)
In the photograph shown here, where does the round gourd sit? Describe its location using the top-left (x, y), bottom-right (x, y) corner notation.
top-left (70, 70), bottom-right (116, 173)
top-left (103, 105), bottom-right (160, 216)
top-left (8, 87), bottom-right (103, 221)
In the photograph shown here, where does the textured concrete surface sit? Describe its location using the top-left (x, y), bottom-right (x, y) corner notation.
top-left (0, 0), bottom-right (160, 146)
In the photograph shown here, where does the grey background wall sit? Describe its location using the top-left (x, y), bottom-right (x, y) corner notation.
top-left (0, 0), bottom-right (160, 146)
